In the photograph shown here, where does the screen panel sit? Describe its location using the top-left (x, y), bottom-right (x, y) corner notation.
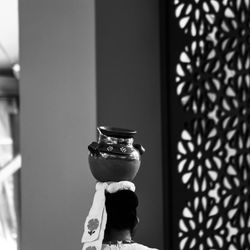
top-left (161, 1), bottom-right (250, 249)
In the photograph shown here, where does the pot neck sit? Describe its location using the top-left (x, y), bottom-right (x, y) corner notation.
top-left (98, 133), bottom-right (134, 146)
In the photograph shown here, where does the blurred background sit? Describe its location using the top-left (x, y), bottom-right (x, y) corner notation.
top-left (0, 0), bottom-right (20, 250)
top-left (2, 1), bottom-right (249, 250)
top-left (0, 0), bottom-right (163, 250)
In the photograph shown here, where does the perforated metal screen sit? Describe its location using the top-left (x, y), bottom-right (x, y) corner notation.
top-left (161, 1), bottom-right (250, 249)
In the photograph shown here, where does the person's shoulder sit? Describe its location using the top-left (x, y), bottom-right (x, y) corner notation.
top-left (101, 243), bottom-right (159, 250)
top-left (133, 243), bottom-right (159, 250)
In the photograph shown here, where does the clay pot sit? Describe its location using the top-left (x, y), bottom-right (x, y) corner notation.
top-left (88, 126), bottom-right (145, 182)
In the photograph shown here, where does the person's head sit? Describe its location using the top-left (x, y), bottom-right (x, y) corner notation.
top-left (105, 190), bottom-right (139, 236)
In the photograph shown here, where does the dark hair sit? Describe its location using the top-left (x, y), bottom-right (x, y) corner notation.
top-left (105, 190), bottom-right (139, 233)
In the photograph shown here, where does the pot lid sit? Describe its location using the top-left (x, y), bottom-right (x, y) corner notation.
top-left (98, 126), bottom-right (137, 139)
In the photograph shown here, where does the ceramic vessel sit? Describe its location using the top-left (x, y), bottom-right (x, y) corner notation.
top-left (88, 126), bottom-right (145, 182)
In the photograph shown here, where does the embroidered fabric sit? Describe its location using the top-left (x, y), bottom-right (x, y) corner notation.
top-left (81, 181), bottom-right (136, 250)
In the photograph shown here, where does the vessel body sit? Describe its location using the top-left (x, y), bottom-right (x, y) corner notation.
top-left (88, 126), bottom-right (145, 182)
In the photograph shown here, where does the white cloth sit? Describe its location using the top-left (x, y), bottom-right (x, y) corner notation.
top-left (102, 243), bottom-right (158, 250)
top-left (81, 181), bottom-right (136, 250)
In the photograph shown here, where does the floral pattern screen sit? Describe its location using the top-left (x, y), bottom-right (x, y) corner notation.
top-left (165, 0), bottom-right (250, 249)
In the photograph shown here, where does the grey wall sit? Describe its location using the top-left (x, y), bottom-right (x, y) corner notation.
top-left (96, 1), bottom-right (163, 249)
top-left (19, 1), bottom-right (96, 250)
top-left (19, 1), bottom-right (163, 249)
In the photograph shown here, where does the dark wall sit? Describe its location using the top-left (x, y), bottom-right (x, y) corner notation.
top-left (96, 1), bottom-right (163, 248)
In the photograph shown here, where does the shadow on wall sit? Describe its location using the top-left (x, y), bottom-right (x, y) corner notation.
top-left (96, 0), bottom-right (163, 249)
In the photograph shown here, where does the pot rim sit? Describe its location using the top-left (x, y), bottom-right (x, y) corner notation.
top-left (98, 126), bottom-right (137, 139)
